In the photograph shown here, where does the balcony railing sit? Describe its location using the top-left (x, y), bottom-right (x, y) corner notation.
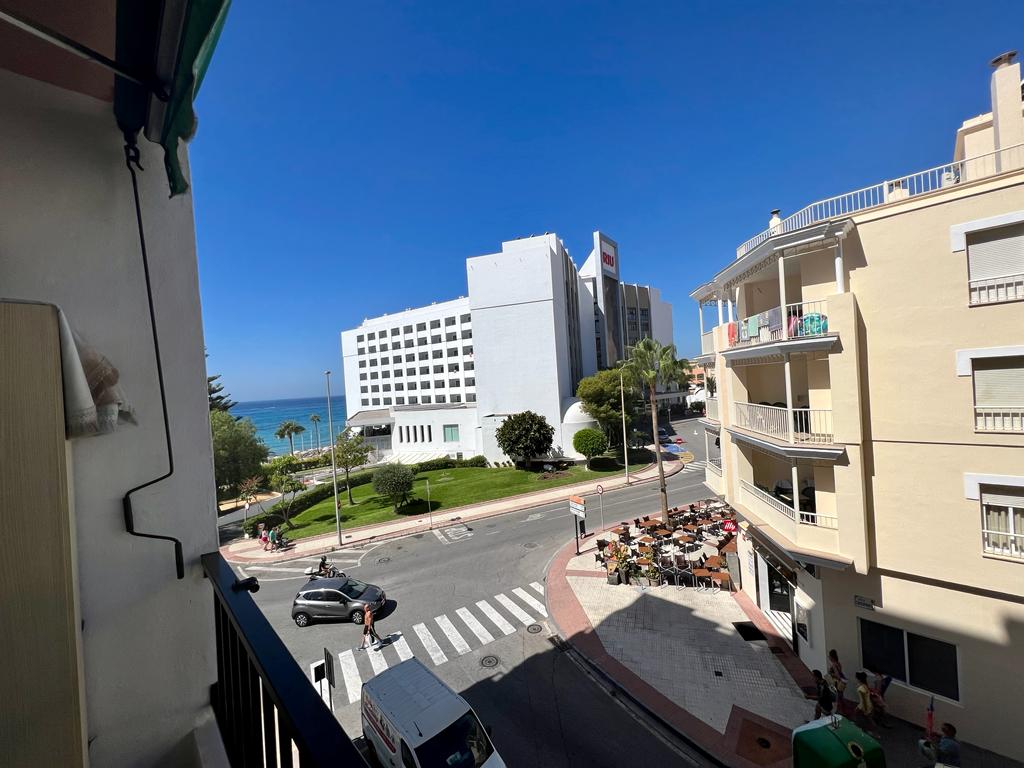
top-left (706, 397), bottom-right (719, 421)
top-left (700, 330), bottom-right (714, 355)
top-left (736, 142), bottom-right (1024, 258)
top-left (740, 479), bottom-right (838, 529)
top-left (975, 407), bottom-right (1024, 433)
top-left (733, 402), bottom-right (834, 444)
top-left (707, 456), bottom-right (722, 475)
top-left (726, 301), bottom-right (831, 349)
top-left (970, 273), bottom-right (1024, 306)
top-left (202, 552), bottom-right (368, 767)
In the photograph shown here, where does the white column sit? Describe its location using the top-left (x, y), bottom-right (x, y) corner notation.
top-left (783, 352), bottom-right (794, 444)
top-left (698, 303), bottom-right (705, 335)
top-left (834, 238), bottom-right (846, 293)
top-left (717, 298), bottom-right (724, 325)
top-left (777, 255), bottom-right (788, 340)
top-left (791, 461), bottom-right (800, 517)
top-left (727, 297), bottom-right (734, 322)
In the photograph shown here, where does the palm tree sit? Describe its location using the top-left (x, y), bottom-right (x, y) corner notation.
top-left (275, 420), bottom-right (305, 455)
top-left (622, 338), bottom-right (692, 523)
top-left (309, 414), bottom-right (322, 451)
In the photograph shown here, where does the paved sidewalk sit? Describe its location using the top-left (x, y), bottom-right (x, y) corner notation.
top-left (547, 533), bottom-right (1020, 768)
top-left (221, 455), bottom-right (684, 565)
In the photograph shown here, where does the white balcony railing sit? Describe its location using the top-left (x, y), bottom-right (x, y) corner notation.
top-left (707, 456), bottom-right (722, 475)
top-left (736, 143), bottom-right (1024, 259)
top-left (785, 300), bottom-right (830, 338)
top-left (700, 330), bottom-right (714, 355)
top-left (706, 397), bottom-right (719, 421)
top-left (733, 402), bottom-right (834, 444)
top-left (740, 479), bottom-right (838, 530)
top-left (975, 407), bottom-right (1024, 432)
top-left (970, 273), bottom-right (1024, 306)
top-left (727, 301), bottom-right (832, 349)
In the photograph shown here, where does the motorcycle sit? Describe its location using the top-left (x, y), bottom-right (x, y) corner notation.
top-left (304, 558), bottom-right (345, 580)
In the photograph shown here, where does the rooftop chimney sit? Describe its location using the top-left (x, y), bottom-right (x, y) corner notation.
top-left (768, 209), bottom-right (782, 234)
top-left (990, 50), bottom-right (1024, 170)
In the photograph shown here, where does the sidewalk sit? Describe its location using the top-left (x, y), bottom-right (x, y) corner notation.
top-left (221, 456), bottom-right (684, 565)
top-left (546, 532), bottom-right (1020, 768)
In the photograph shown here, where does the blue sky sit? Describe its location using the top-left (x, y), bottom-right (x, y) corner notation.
top-left (193, 1), bottom-right (1021, 401)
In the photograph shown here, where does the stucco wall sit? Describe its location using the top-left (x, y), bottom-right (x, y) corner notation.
top-left (0, 69), bottom-right (216, 766)
top-left (392, 407), bottom-right (480, 457)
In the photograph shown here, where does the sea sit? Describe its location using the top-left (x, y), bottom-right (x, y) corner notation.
top-left (232, 396), bottom-right (347, 457)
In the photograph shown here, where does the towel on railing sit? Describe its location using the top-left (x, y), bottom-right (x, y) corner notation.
top-left (58, 311), bottom-right (136, 438)
top-left (767, 306), bottom-right (783, 331)
top-left (747, 315), bottom-right (760, 337)
top-left (727, 322), bottom-right (738, 345)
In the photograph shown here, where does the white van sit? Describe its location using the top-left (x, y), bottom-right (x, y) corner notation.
top-left (361, 657), bottom-right (505, 768)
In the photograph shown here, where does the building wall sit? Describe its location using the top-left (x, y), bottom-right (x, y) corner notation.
top-left (392, 407), bottom-right (480, 458)
top-left (0, 69), bottom-right (217, 766)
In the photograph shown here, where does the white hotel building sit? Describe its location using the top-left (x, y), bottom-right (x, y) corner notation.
top-left (340, 232), bottom-right (673, 463)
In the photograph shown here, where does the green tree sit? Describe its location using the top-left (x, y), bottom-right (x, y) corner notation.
top-left (270, 473), bottom-right (304, 528)
top-left (275, 420), bottom-right (305, 455)
top-left (572, 428), bottom-right (609, 469)
top-left (334, 430), bottom-right (373, 505)
top-left (207, 373), bottom-right (236, 412)
top-left (309, 413), bottom-right (322, 451)
top-left (622, 338), bottom-right (691, 522)
top-left (210, 411), bottom-right (268, 500)
top-left (576, 368), bottom-right (637, 443)
top-left (238, 476), bottom-right (265, 515)
top-left (495, 411), bottom-right (554, 468)
top-left (372, 463), bottom-right (415, 511)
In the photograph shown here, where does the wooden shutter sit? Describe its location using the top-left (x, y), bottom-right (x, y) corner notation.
top-left (973, 357), bottom-right (1024, 407)
top-left (967, 223), bottom-right (1024, 280)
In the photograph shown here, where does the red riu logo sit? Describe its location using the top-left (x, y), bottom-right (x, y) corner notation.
top-left (601, 251), bottom-right (615, 268)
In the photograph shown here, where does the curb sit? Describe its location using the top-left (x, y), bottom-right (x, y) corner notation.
top-left (224, 459), bottom-right (686, 565)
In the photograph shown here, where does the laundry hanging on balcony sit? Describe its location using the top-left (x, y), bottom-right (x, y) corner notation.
top-left (58, 311), bottom-right (136, 438)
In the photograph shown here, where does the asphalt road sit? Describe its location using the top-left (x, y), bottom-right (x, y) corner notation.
top-left (238, 419), bottom-right (721, 767)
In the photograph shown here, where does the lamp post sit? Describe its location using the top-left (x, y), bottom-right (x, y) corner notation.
top-left (325, 371), bottom-right (342, 548)
top-left (620, 369), bottom-right (630, 485)
top-left (426, 479), bottom-right (432, 530)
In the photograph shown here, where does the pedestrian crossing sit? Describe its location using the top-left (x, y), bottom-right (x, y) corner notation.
top-left (326, 584), bottom-right (547, 704)
top-left (681, 460), bottom-right (708, 473)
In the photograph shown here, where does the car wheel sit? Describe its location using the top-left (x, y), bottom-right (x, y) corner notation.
top-left (293, 612), bottom-right (310, 628)
top-left (351, 609), bottom-right (365, 625)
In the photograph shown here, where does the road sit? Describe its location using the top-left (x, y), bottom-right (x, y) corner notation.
top-left (238, 420), bottom-right (721, 767)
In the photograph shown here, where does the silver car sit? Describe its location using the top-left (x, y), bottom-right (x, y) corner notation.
top-left (291, 576), bottom-right (386, 627)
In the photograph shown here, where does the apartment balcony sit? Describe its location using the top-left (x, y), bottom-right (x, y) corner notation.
top-left (700, 330), bottom-right (714, 355)
top-left (723, 300), bottom-right (839, 361)
top-left (729, 402), bottom-right (843, 460)
top-left (975, 407), bottom-right (1024, 433)
top-left (203, 552), bottom-right (368, 766)
top-left (738, 479), bottom-right (842, 558)
top-left (704, 457), bottom-right (724, 494)
top-left (705, 397), bottom-right (719, 422)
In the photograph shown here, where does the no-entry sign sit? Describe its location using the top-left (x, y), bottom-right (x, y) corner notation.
top-left (674, 437), bottom-right (684, 445)
top-left (596, 484), bottom-right (604, 495)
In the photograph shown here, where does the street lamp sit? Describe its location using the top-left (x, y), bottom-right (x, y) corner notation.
top-left (325, 371), bottom-right (342, 548)
top-left (619, 369), bottom-right (630, 485)
top-left (426, 479), bottom-right (432, 530)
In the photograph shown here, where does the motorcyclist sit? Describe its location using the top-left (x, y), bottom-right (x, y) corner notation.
top-left (317, 556), bottom-right (331, 576)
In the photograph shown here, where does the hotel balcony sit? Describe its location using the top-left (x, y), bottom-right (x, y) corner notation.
top-left (705, 397), bottom-right (719, 422)
top-left (733, 402), bottom-right (833, 444)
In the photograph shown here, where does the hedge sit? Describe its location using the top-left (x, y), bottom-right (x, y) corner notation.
top-left (409, 455), bottom-right (488, 473)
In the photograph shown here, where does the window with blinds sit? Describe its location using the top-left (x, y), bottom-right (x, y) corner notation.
top-left (972, 356), bottom-right (1024, 432)
top-left (981, 485), bottom-right (1024, 560)
top-left (967, 222), bottom-right (1024, 305)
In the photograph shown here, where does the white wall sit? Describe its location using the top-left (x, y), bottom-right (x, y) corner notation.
top-left (392, 407), bottom-right (480, 457)
top-left (578, 277), bottom-right (598, 377)
top-left (0, 70), bottom-right (217, 766)
top-left (650, 286), bottom-right (675, 349)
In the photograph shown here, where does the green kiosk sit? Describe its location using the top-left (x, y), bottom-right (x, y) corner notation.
top-left (792, 716), bottom-right (885, 767)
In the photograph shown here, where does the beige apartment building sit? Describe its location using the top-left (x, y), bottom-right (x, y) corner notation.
top-left (691, 52), bottom-right (1024, 762)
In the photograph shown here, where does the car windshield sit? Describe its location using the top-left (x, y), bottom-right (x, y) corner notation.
top-left (415, 711), bottom-right (493, 768)
top-left (338, 578), bottom-right (368, 600)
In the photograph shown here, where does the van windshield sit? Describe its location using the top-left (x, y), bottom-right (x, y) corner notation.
top-left (415, 711), bottom-right (493, 767)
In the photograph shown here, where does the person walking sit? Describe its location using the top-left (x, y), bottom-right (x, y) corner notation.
top-left (853, 671), bottom-right (880, 739)
top-left (827, 649), bottom-right (848, 713)
top-left (808, 670), bottom-right (836, 720)
top-left (919, 722), bottom-right (961, 767)
top-left (358, 604), bottom-right (382, 651)
top-left (268, 526), bottom-right (278, 552)
top-left (259, 524), bottom-right (270, 551)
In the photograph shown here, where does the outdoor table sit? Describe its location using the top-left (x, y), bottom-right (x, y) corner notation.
top-left (637, 535), bottom-right (655, 544)
top-left (654, 528), bottom-right (671, 536)
top-left (638, 520), bottom-right (661, 529)
top-left (711, 572), bottom-right (732, 591)
top-left (700, 543), bottom-right (720, 557)
top-left (683, 524), bottom-right (700, 532)
top-left (636, 557), bottom-right (651, 566)
top-left (704, 555), bottom-right (726, 569)
top-left (673, 533), bottom-right (695, 543)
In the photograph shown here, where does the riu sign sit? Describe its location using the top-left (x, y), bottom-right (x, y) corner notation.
top-left (601, 250), bottom-right (615, 268)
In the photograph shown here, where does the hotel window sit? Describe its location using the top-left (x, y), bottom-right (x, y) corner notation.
top-left (408, 382), bottom-right (417, 390)
top-left (860, 619), bottom-right (959, 700)
top-left (417, 337), bottom-right (426, 346)
top-left (369, 359), bottom-right (377, 366)
top-left (445, 317), bottom-right (456, 326)
top-left (381, 370), bottom-right (390, 378)
top-left (403, 325), bottom-right (412, 333)
top-left (406, 367), bottom-right (416, 375)
top-left (449, 379), bottom-right (460, 388)
top-left (461, 329), bottom-right (472, 339)
top-left (419, 366), bottom-right (429, 375)
top-left (370, 372), bottom-right (378, 380)
top-left (404, 339), bottom-right (413, 348)
top-left (966, 222), bottom-right (1024, 306)
top-left (430, 319), bottom-right (440, 329)
top-left (395, 397), bottom-right (405, 405)
top-left (433, 365), bottom-right (444, 374)
top-left (446, 332), bottom-right (457, 342)
top-left (409, 396), bottom-right (418, 405)
top-left (448, 363), bottom-right (459, 372)
top-left (357, 334), bottom-right (364, 342)
top-left (394, 369), bottom-right (403, 378)
top-left (358, 360), bottom-right (366, 368)
top-left (360, 386), bottom-right (368, 393)
top-left (463, 346), bottom-right (473, 355)
top-left (421, 381), bottom-right (430, 389)
top-left (379, 343), bottom-right (388, 351)
top-left (450, 394), bottom-right (462, 403)
top-left (405, 354), bottom-right (415, 362)
top-left (981, 486), bottom-right (1024, 560)
top-left (371, 385), bottom-right (379, 392)
top-left (383, 398), bottom-right (392, 405)
top-left (431, 334), bottom-right (442, 344)
top-left (395, 383), bottom-right (404, 391)
top-left (367, 332), bottom-right (375, 339)
top-left (464, 362), bottom-right (474, 371)
top-left (460, 314), bottom-right (471, 323)
top-left (372, 398), bottom-right (380, 406)
top-left (443, 424), bottom-right (459, 442)
top-left (466, 393), bottom-right (476, 402)
top-left (419, 352), bottom-right (428, 361)
top-left (391, 328), bottom-right (399, 336)
top-left (359, 373), bottom-right (367, 381)
top-left (361, 398), bottom-right (369, 406)
top-left (382, 384), bottom-right (391, 392)
top-left (447, 348), bottom-right (458, 357)
top-left (357, 347), bottom-right (365, 355)
top-left (972, 356), bottom-right (1024, 431)
top-left (369, 345), bottom-right (376, 353)
top-left (432, 350), bottom-right (443, 359)
top-left (435, 380), bottom-right (445, 388)
top-left (435, 395), bottom-right (446, 404)
top-left (417, 322), bottom-right (426, 331)
top-left (465, 377), bottom-right (475, 386)
top-left (422, 396), bottom-right (431, 404)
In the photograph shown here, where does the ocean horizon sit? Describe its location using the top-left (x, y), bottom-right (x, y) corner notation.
top-left (232, 395), bottom-right (347, 457)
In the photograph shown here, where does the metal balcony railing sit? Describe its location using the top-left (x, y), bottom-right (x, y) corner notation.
top-left (735, 143), bottom-right (1024, 258)
top-left (739, 479), bottom-right (838, 530)
top-left (726, 301), bottom-right (831, 349)
top-left (700, 330), bottom-right (714, 355)
top-left (706, 397), bottom-right (719, 421)
top-left (969, 273), bottom-right (1024, 306)
top-left (733, 402), bottom-right (834, 444)
top-left (975, 407), bottom-right (1024, 433)
top-left (202, 553), bottom-right (368, 767)
top-left (707, 456), bottom-right (722, 476)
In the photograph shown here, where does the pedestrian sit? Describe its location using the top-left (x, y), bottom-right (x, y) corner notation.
top-left (827, 649), bottom-right (848, 713)
top-left (260, 524), bottom-right (270, 551)
top-left (808, 670), bottom-right (835, 720)
top-left (269, 526), bottom-right (278, 552)
top-left (919, 722), bottom-right (961, 767)
top-left (853, 671), bottom-right (880, 739)
top-left (359, 604), bottom-right (382, 651)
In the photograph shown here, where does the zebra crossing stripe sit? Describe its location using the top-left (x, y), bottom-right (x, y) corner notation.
top-left (476, 600), bottom-right (515, 636)
top-left (393, 635), bottom-right (414, 662)
top-left (368, 645), bottom-right (389, 675)
top-left (435, 615), bottom-right (471, 655)
top-left (529, 581), bottom-right (545, 595)
top-left (456, 607), bottom-right (494, 645)
top-left (513, 587), bottom-right (548, 617)
top-left (338, 650), bottom-right (362, 704)
top-left (413, 623), bottom-right (449, 665)
top-left (494, 593), bottom-right (533, 626)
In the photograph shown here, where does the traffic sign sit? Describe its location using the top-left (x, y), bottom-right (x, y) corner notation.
top-left (596, 484), bottom-right (604, 495)
top-left (569, 495), bottom-right (585, 505)
top-left (674, 437), bottom-right (684, 445)
top-left (324, 647), bottom-right (335, 688)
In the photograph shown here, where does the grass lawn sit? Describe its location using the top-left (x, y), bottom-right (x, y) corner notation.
top-left (282, 460), bottom-right (636, 541)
